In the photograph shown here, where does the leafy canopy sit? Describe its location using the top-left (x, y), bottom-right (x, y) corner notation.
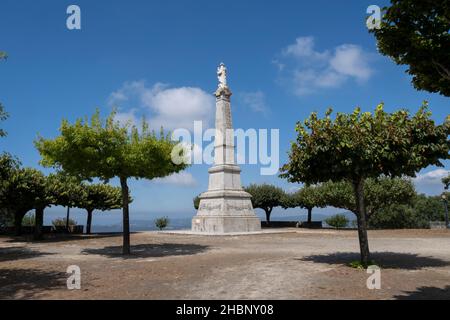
top-left (370, 0), bottom-right (450, 96)
top-left (320, 177), bottom-right (416, 217)
top-left (325, 214), bottom-right (349, 229)
top-left (282, 185), bottom-right (326, 210)
top-left (0, 103), bottom-right (8, 138)
top-left (244, 184), bottom-right (285, 213)
top-left (35, 110), bottom-right (188, 182)
top-left (78, 183), bottom-right (123, 212)
top-left (280, 103), bottom-right (450, 184)
top-left (443, 174), bottom-right (450, 190)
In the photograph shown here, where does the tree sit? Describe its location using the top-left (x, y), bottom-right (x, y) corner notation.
top-left (0, 103), bottom-right (8, 138)
top-left (193, 195), bottom-right (200, 210)
top-left (370, 0), bottom-right (450, 96)
top-left (443, 174), bottom-right (450, 190)
top-left (321, 177), bottom-right (416, 219)
top-left (49, 172), bottom-right (84, 230)
top-left (0, 153), bottom-right (20, 229)
top-left (280, 104), bottom-right (449, 265)
top-left (325, 214), bottom-right (349, 229)
top-left (244, 184), bottom-right (285, 224)
top-left (155, 216), bottom-right (169, 230)
top-left (369, 193), bottom-right (448, 229)
top-left (35, 110), bottom-right (189, 254)
top-left (1, 167), bottom-right (44, 236)
top-left (282, 185), bottom-right (326, 224)
top-left (1, 51), bottom-right (8, 137)
top-left (77, 183), bottom-right (123, 234)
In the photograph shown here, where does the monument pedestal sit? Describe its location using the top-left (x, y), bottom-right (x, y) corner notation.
top-left (192, 63), bottom-right (261, 234)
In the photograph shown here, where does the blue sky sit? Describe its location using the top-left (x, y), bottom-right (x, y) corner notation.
top-left (0, 0), bottom-right (449, 223)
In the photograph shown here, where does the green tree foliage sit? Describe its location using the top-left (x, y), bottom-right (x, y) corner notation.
top-left (370, 193), bottom-right (448, 229)
top-left (370, 0), bottom-right (450, 96)
top-left (1, 51), bottom-right (8, 137)
top-left (193, 195), bottom-right (200, 210)
top-left (77, 183), bottom-right (123, 234)
top-left (325, 214), bottom-right (349, 229)
top-left (52, 217), bottom-right (77, 227)
top-left (282, 185), bottom-right (326, 223)
top-left (21, 213), bottom-right (35, 227)
top-left (0, 154), bottom-right (22, 230)
top-left (244, 184), bottom-right (285, 224)
top-left (0, 103), bottom-right (8, 138)
top-left (0, 167), bottom-right (48, 238)
top-left (155, 216), bottom-right (169, 230)
top-left (281, 104), bottom-right (449, 265)
top-left (321, 177), bottom-right (416, 219)
top-left (48, 172), bottom-right (84, 229)
top-left (443, 174), bottom-right (450, 190)
top-left (35, 110), bottom-right (189, 254)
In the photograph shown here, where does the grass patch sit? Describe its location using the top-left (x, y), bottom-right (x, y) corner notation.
top-left (348, 260), bottom-right (378, 269)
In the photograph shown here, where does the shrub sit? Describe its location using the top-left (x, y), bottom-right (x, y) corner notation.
top-left (52, 218), bottom-right (77, 227)
top-left (22, 213), bottom-right (35, 226)
top-left (325, 214), bottom-right (349, 229)
top-left (155, 216), bottom-right (169, 230)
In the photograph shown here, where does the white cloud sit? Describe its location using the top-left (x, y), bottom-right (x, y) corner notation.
top-left (154, 172), bottom-right (197, 186)
top-left (330, 44), bottom-right (373, 81)
top-left (239, 91), bottom-right (269, 115)
top-left (414, 169), bottom-right (449, 185)
top-left (283, 36), bottom-right (329, 62)
top-left (277, 36), bottom-right (374, 96)
top-left (109, 81), bottom-right (214, 131)
top-left (413, 169), bottom-right (449, 195)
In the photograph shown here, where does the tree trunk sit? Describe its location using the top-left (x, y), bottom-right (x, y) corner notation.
top-left (120, 176), bottom-right (130, 255)
top-left (307, 207), bottom-right (313, 224)
top-left (352, 178), bottom-right (371, 266)
top-left (14, 211), bottom-right (26, 236)
top-left (86, 209), bottom-right (93, 234)
top-left (65, 206), bottom-right (70, 231)
top-left (265, 208), bottom-right (272, 225)
top-left (34, 207), bottom-right (44, 240)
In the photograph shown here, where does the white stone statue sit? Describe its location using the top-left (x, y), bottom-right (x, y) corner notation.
top-left (217, 63), bottom-right (227, 89)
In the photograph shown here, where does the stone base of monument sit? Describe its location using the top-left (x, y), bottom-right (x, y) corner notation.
top-left (192, 216), bottom-right (262, 233)
top-left (192, 190), bottom-right (261, 233)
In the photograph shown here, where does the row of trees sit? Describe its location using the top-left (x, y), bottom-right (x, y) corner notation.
top-left (240, 180), bottom-right (448, 230)
top-left (193, 177), bottom-right (418, 225)
top-left (280, 104), bottom-right (449, 266)
top-left (1, 54), bottom-right (188, 254)
top-left (0, 153), bottom-right (123, 238)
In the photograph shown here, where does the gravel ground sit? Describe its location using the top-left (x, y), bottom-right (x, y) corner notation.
top-left (1, 229), bottom-right (450, 300)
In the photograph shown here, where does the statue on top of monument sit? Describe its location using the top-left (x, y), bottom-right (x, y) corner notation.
top-left (217, 62), bottom-right (227, 89)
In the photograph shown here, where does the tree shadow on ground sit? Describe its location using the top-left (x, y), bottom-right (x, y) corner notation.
top-left (82, 243), bottom-right (209, 259)
top-left (299, 252), bottom-right (450, 270)
top-left (0, 247), bottom-right (55, 263)
top-left (2, 232), bottom-right (126, 244)
top-left (394, 286), bottom-right (450, 300)
top-left (0, 268), bottom-right (65, 299)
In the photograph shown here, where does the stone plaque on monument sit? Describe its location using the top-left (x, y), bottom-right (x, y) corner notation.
top-left (191, 63), bottom-right (261, 233)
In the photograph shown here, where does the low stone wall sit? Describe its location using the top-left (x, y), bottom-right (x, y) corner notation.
top-left (261, 221), bottom-right (323, 229)
top-left (0, 225), bottom-right (84, 235)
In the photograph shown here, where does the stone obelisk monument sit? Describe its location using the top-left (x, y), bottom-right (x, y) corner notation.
top-left (192, 63), bottom-right (261, 233)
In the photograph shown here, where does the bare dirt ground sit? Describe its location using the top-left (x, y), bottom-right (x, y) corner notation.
top-left (1, 229), bottom-right (450, 300)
